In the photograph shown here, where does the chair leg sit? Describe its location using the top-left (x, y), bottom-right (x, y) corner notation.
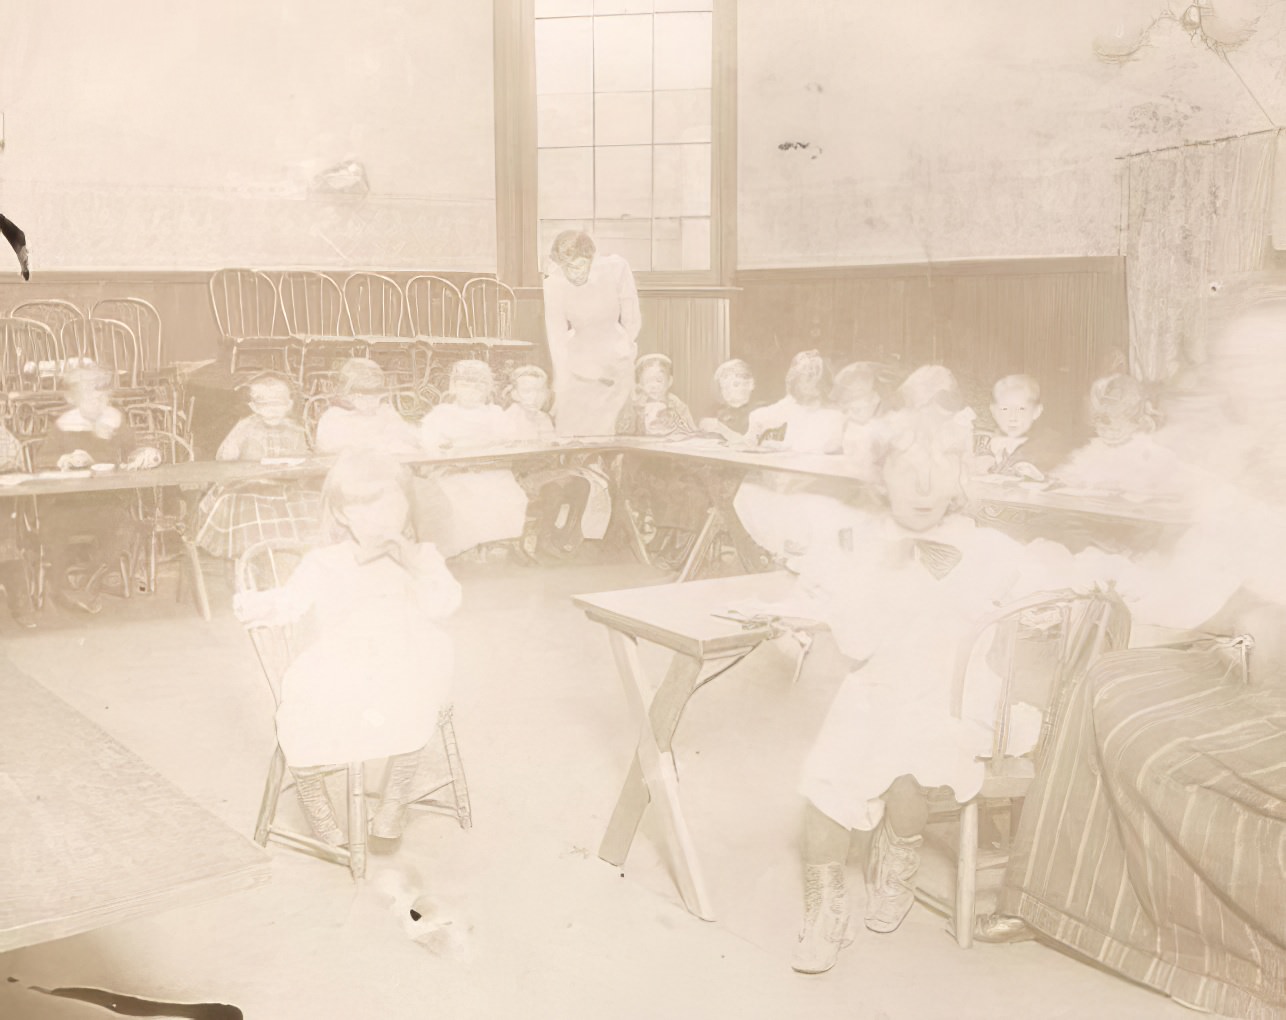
top-left (255, 746), bottom-right (287, 845)
top-left (347, 762), bottom-right (367, 880)
top-left (439, 708), bottom-right (472, 830)
top-left (956, 799), bottom-right (979, 949)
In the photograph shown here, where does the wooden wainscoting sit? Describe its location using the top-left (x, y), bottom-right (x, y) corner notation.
top-left (731, 258), bottom-right (1128, 432)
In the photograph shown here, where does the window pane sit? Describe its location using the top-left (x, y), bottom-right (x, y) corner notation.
top-left (654, 12), bottom-right (711, 90)
top-left (654, 89), bottom-right (710, 143)
top-left (651, 217), bottom-right (682, 270)
top-left (595, 217), bottom-right (652, 271)
top-left (655, 0), bottom-right (712, 9)
top-left (652, 143), bottom-right (710, 217)
top-left (538, 93), bottom-right (594, 148)
top-left (539, 148), bottom-right (595, 219)
top-left (681, 216), bottom-right (710, 270)
top-left (595, 92), bottom-right (652, 146)
top-left (595, 145), bottom-right (652, 219)
top-left (535, 0), bottom-right (594, 16)
top-left (535, 18), bottom-right (594, 95)
top-left (594, 15), bottom-right (652, 92)
top-left (594, 0), bottom-right (654, 11)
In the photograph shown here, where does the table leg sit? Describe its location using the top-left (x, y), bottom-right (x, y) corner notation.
top-left (600, 630), bottom-right (714, 920)
top-left (676, 465), bottom-right (767, 581)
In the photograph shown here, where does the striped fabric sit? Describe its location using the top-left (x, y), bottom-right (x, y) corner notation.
top-left (1002, 646), bottom-right (1286, 1019)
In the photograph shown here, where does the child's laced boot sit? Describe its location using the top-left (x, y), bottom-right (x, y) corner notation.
top-left (864, 821), bottom-right (922, 934)
top-left (791, 861), bottom-right (852, 974)
top-left (292, 768), bottom-right (344, 846)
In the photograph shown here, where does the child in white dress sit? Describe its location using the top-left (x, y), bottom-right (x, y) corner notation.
top-left (416, 360), bottom-right (529, 558)
top-left (314, 358), bottom-right (420, 455)
top-left (1053, 373), bottom-right (1199, 498)
top-left (789, 406), bottom-right (1127, 975)
top-left (734, 351), bottom-right (848, 559)
top-left (233, 453), bottom-right (462, 844)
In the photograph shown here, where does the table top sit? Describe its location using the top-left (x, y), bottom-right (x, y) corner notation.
top-left (573, 571), bottom-right (802, 658)
top-left (299, 334), bottom-right (535, 349)
top-left (0, 666), bottom-right (270, 952)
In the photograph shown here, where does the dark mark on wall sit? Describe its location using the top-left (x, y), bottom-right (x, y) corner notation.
top-left (778, 141), bottom-right (811, 151)
top-left (31, 986), bottom-right (243, 1019)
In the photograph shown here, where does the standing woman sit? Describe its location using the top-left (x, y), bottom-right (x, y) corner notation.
top-left (542, 230), bottom-right (642, 437)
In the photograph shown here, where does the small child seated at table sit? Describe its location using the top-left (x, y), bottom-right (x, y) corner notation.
top-left (831, 362), bottom-right (890, 481)
top-left (503, 365), bottom-right (556, 442)
top-left (0, 422), bottom-right (35, 628)
top-left (36, 365), bottom-right (162, 613)
top-left (417, 360), bottom-right (529, 559)
top-left (616, 353), bottom-right (696, 438)
top-left (973, 374), bottom-right (1068, 482)
top-left (698, 359), bottom-right (760, 442)
top-left (196, 373), bottom-right (322, 561)
top-left (314, 358), bottom-right (420, 455)
top-left (234, 453), bottom-right (462, 844)
top-left (1053, 373), bottom-right (1199, 498)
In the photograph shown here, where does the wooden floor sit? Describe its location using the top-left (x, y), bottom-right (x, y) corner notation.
top-left (0, 550), bottom-right (1207, 1019)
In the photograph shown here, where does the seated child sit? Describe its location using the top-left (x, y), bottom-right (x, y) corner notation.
top-left (831, 362), bottom-right (891, 481)
top-left (734, 351), bottom-right (847, 559)
top-left (36, 365), bottom-right (162, 613)
top-left (0, 422), bottom-right (35, 628)
top-left (234, 453), bottom-right (461, 844)
top-left (1052, 373), bottom-right (1200, 498)
top-left (416, 360), bottom-right (529, 558)
top-left (895, 364), bottom-right (965, 412)
top-left (503, 366), bottom-right (596, 561)
top-left (616, 354), bottom-right (696, 437)
top-left (787, 405), bottom-right (1130, 975)
top-left (973, 374), bottom-right (1068, 481)
top-left (314, 358), bottom-right (420, 455)
top-left (196, 373), bottom-right (322, 560)
top-left (503, 365), bottom-right (556, 442)
top-left (699, 358), bottom-right (760, 442)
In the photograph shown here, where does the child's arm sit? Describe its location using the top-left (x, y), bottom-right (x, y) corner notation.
top-left (419, 411), bottom-right (449, 452)
top-left (671, 395), bottom-right (696, 432)
top-left (216, 418), bottom-right (250, 461)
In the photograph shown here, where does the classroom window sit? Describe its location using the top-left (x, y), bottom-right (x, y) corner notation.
top-left (532, 1), bottom-right (717, 274)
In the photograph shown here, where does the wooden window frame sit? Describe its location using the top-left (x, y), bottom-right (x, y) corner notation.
top-left (493, 0), bottom-right (737, 290)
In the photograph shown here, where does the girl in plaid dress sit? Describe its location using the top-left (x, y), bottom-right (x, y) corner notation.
top-left (196, 375), bottom-right (322, 559)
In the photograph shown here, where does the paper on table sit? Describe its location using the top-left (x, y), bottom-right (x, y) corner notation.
top-left (721, 593), bottom-right (825, 624)
top-left (37, 470), bottom-right (91, 480)
top-left (0, 473), bottom-right (33, 486)
top-left (261, 457), bottom-right (306, 466)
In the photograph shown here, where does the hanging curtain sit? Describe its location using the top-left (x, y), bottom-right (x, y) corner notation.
top-left (1124, 129), bottom-right (1278, 383)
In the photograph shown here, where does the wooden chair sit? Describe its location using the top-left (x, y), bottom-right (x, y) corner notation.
top-left (461, 278), bottom-right (516, 340)
top-left (0, 317), bottom-right (63, 394)
top-left (129, 428), bottom-right (210, 620)
top-left (91, 298), bottom-right (166, 386)
top-left (209, 269), bottom-right (295, 376)
top-left (278, 271), bottom-right (354, 384)
top-left (405, 275), bottom-right (466, 339)
top-left (917, 588), bottom-right (1132, 947)
top-left (9, 300), bottom-right (83, 348)
top-left (344, 272), bottom-right (407, 339)
top-left (235, 539), bottom-right (472, 879)
top-left (62, 318), bottom-right (142, 389)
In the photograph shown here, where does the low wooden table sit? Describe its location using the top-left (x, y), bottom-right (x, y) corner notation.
top-left (0, 667), bottom-right (271, 951)
top-left (573, 571), bottom-right (813, 920)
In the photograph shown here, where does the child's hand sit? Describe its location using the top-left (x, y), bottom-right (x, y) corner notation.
top-left (58, 450), bottom-right (94, 470)
top-left (1013, 462), bottom-right (1045, 482)
top-left (125, 447), bottom-right (162, 471)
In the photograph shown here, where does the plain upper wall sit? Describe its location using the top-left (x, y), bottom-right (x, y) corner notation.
top-left (737, 0), bottom-right (1286, 268)
top-left (0, 0), bottom-right (496, 271)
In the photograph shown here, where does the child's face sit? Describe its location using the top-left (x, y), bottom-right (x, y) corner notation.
top-left (639, 366), bottom-right (671, 401)
top-left (453, 379), bottom-right (489, 408)
top-left (350, 392), bottom-right (382, 416)
top-left (882, 447), bottom-right (962, 532)
top-left (843, 389), bottom-right (881, 425)
top-left (513, 376), bottom-right (548, 411)
top-left (340, 489), bottom-right (409, 546)
top-left (563, 256), bottom-right (592, 287)
top-left (71, 383), bottom-right (111, 418)
top-left (251, 392), bottom-right (293, 425)
top-left (789, 368), bottom-right (823, 403)
top-left (991, 388), bottom-right (1041, 438)
top-left (719, 373), bottom-right (755, 409)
